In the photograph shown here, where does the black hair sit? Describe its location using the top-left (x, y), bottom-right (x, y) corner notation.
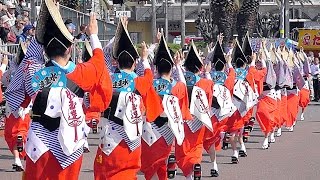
top-left (246, 55), bottom-right (252, 64)
top-left (156, 59), bottom-right (172, 75)
top-left (64, 19), bottom-right (73, 25)
top-left (82, 48), bottom-right (91, 62)
top-left (236, 58), bottom-right (246, 68)
top-left (118, 51), bottom-right (135, 69)
top-left (215, 61), bottom-right (225, 71)
top-left (17, 50), bottom-right (24, 65)
top-left (185, 64), bottom-right (202, 74)
top-left (43, 16), bottom-right (72, 59)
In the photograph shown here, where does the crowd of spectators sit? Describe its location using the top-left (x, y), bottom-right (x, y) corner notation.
top-left (0, 0), bottom-right (34, 46)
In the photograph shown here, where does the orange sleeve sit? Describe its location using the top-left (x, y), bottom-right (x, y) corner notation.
top-left (135, 69), bottom-right (153, 96)
top-left (172, 82), bottom-right (192, 120)
top-left (246, 66), bottom-right (256, 89)
top-left (196, 79), bottom-right (214, 110)
top-left (135, 69), bottom-right (163, 122)
top-left (254, 67), bottom-right (267, 82)
top-left (67, 49), bottom-right (113, 113)
top-left (225, 68), bottom-right (236, 92)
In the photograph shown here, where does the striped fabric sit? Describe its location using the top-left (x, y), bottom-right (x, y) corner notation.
top-left (186, 116), bottom-right (203, 133)
top-left (151, 122), bottom-right (174, 145)
top-left (109, 120), bottom-right (141, 152)
top-left (135, 60), bottom-right (145, 77)
top-left (30, 122), bottom-right (83, 169)
top-left (83, 92), bottom-right (90, 108)
top-left (103, 37), bottom-right (114, 73)
top-left (5, 38), bottom-right (45, 111)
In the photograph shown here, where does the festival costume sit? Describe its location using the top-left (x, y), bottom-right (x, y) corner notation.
top-left (298, 52), bottom-right (311, 120)
top-left (94, 19), bottom-right (162, 180)
top-left (175, 42), bottom-right (213, 178)
top-left (286, 56), bottom-right (305, 129)
top-left (3, 43), bottom-right (31, 171)
top-left (141, 35), bottom-right (191, 180)
top-left (203, 41), bottom-right (236, 153)
top-left (228, 40), bottom-right (258, 134)
top-left (19, 1), bottom-right (112, 179)
top-left (255, 53), bottom-right (277, 136)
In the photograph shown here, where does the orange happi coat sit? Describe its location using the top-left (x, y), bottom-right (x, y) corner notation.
top-left (175, 78), bottom-right (213, 177)
top-left (94, 68), bottom-right (163, 180)
top-left (26, 48), bottom-right (112, 180)
top-left (141, 81), bottom-right (190, 180)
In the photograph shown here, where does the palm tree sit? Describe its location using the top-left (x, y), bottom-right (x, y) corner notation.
top-left (210, 0), bottom-right (239, 49)
top-left (236, 0), bottom-right (260, 45)
top-left (61, 0), bottom-right (80, 11)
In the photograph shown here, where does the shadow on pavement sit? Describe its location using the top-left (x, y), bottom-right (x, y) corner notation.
top-left (0, 155), bottom-right (14, 159)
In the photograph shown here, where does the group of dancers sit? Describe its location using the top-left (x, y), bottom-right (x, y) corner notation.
top-left (0, 0), bottom-right (311, 179)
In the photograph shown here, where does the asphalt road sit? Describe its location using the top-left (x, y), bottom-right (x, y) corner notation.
top-left (1, 104), bottom-right (320, 180)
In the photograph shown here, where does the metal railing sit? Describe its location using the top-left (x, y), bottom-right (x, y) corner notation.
top-left (0, 40), bottom-right (110, 62)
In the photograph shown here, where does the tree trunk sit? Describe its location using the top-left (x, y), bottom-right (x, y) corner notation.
top-left (152, 0), bottom-right (157, 43)
top-left (197, 1), bottom-right (202, 36)
top-left (181, 2), bottom-right (186, 47)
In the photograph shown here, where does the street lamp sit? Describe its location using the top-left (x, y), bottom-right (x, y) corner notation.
top-left (164, 0), bottom-right (175, 41)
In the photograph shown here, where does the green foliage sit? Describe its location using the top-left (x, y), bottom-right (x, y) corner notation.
top-left (135, 43), bottom-right (207, 55)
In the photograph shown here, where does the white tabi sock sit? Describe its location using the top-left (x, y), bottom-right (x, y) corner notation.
top-left (300, 113), bottom-right (305, 121)
top-left (212, 160), bottom-right (218, 171)
top-left (270, 132), bottom-right (275, 142)
top-left (263, 137), bottom-right (269, 146)
top-left (240, 143), bottom-right (246, 152)
top-left (14, 157), bottom-right (22, 167)
top-left (276, 128), bottom-right (282, 136)
top-left (233, 150), bottom-right (239, 158)
top-left (84, 140), bottom-right (89, 149)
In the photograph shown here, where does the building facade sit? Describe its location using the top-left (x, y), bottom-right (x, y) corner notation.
top-left (125, 0), bottom-right (320, 43)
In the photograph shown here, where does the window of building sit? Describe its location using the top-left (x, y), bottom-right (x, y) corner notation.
top-left (259, 0), bottom-right (276, 3)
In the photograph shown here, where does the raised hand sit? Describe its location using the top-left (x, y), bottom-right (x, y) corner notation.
top-left (87, 13), bottom-right (98, 36)
top-left (141, 41), bottom-right (148, 60)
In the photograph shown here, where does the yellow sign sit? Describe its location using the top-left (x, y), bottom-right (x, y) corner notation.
top-left (298, 29), bottom-right (320, 50)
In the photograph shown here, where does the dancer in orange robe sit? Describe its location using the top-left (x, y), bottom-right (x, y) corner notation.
top-left (175, 41), bottom-right (213, 179)
top-left (22, 4), bottom-right (112, 179)
top-left (242, 51), bottom-right (267, 141)
top-left (202, 40), bottom-right (235, 176)
top-left (286, 55), bottom-right (305, 131)
top-left (3, 43), bottom-right (32, 171)
top-left (94, 18), bottom-right (162, 180)
top-left (298, 51), bottom-right (311, 121)
top-left (141, 35), bottom-right (191, 180)
top-left (255, 47), bottom-right (278, 149)
top-left (226, 40), bottom-right (259, 163)
top-left (274, 50), bottom-right (292, 137)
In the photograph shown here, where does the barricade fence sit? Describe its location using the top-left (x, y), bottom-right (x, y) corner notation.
top-left (0, 40), bottom-right (110, 62)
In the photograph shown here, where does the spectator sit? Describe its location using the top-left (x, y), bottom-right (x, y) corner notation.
top-left (76, 24), bottom-right (87, 41)
top-left (64, 19), bottom-right (76, 35)
top-left (21, 6), bottom-right (30, 18)
top-left (0, 0), bottom-right (6, 17)
top-left (16, 24), bottom-right (34, 43)
top-left (17, 15), bottom-right (30, 25)
top-left (0, 15), bottom-right (16, 44)
top-left (311, 58), bottom-right (320, 101)
top-left (5, 1), bottom-right (16, 27)
top-left (11, 18), bottom-right (24, 36)
top-left (15, 0), bottom-right (26, 17)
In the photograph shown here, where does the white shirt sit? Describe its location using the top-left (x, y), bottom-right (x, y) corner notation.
top-left (311, 64), bottom-right (320, 77)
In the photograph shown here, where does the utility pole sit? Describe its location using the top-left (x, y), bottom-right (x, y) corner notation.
top-left (152, 0), bottom-right (157, 43)
top-left (181, 1), bottom-right (186, 48)
top-left (285, 0), bottom-right (290, 38)
top-left (197, 0), bottom-right (202, 37)
top-left (164, 0), bottom-right (168, 41)
top-left (30, 0), bottom-right (36, 23)
top-left (280, 0), bottom-right (285, 38)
